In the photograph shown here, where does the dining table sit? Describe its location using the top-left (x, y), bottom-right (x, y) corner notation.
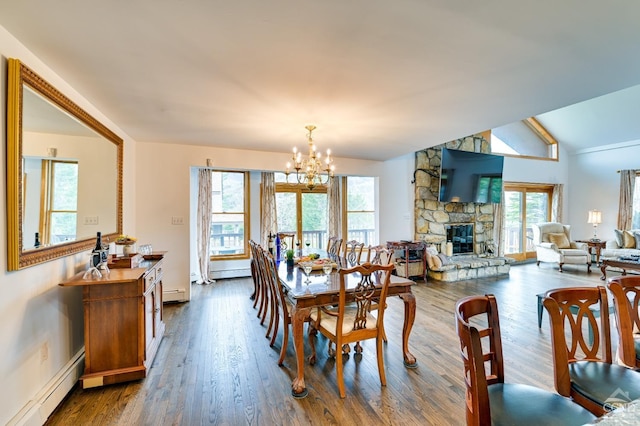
top-left (277, 253), bottom-right (417, 398)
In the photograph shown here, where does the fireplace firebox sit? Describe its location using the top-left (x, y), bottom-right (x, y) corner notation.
top-left (446, 223), bottom-right (474, 255)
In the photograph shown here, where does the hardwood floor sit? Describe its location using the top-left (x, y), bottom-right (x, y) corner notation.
top-left (45, 262), bottom-right (608, 425)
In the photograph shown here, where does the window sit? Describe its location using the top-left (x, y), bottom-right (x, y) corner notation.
top-left (274, 173), bottom-right (328, 249)
top-left (632, 174), bottom-right (640, 229)
top-left (490, 118), bottom-right (559, 160)
top-left (210, 171), bottom-right (249, 259)
top-left (344, 176), bottom-right (376, 246)
top-left (42, 160), bottom-right (78, 245)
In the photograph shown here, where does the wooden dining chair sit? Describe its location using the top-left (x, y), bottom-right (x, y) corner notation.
top-left (277, 232), bottom-right (295, 252)
top-left (344, 239), bottom-right (365, 265)
top-left (307, 262), bottom-right (395, 398)
top-left (543, 286), bottom-right (640, 415)
top-left (607, 275), bottom-right (640, 369)
top-left (455, 294), bottom-right (595, 425)
top-left (326, 236), bottom-right (343, 257)
top-left (366, 244), bottom-right (392, 265)
top-left (260, 246), bottom-right (309, 365)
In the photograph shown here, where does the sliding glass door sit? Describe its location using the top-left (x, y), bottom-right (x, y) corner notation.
top-left (503, 183), bottom-right (553, 261)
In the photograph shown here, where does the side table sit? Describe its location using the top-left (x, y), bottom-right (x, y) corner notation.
top-left (575, 239), bottom-right (607, 264)
top-left (386, 241), bottom-right (427, 282)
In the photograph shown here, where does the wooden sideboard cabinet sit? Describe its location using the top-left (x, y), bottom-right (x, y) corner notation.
top-left (60, 256), bottom-right (165, 388)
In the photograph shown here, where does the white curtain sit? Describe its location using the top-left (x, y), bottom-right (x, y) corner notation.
top-left (552, 184), bottom-right (563, 223)
top-left (618, 170), bottom-right (635, 229)
top-left (261, 172), bottom-right (277, 246)
top-left (492, 192), bottom-right (504, 257)
top-left (197, 169), bottom-right (214, 284)
top-left (327, 177), bottom-right (341, 241)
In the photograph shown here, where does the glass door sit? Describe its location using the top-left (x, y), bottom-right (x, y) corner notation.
top-left (503, 184), bottom-right (552, 261)
top-left (275, 186), bottom-right (327, 251)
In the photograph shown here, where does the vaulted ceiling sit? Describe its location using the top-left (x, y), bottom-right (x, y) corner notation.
top-left (2, 1), bottom-right (640, 161)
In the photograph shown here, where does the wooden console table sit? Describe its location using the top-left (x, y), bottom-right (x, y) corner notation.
top-left (386, 241), bottom-right (427, 282)
top-left (59, 254), bottom-right (166, 388)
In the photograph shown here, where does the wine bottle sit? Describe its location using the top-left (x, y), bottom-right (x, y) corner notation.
top-left (268, 233), bottom-right (274, 255)
top-left (34, 232), bottom-right (41, 248)
top-left (91, 232), bottom-right (102, 267)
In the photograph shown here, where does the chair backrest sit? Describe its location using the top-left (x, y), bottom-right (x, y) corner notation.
top-left (366, 244), bottom-right (392, 265)
top-left (327, 236), bottom-right (343, 256)
top-left (543, 286), bottom-right (612, 397)
top-left (336, 262), bottom-right (394, 335)
top-left (261, 246), bottom-right (290, 321)
top-left (607, 276), bottom-right (640, 368)
top-left (277, 233), bottom-right (295, 252)
top-left (344, 239), bottom-right (365, 265)
top-left (455, 294), bottom-right (504, 425)
top-left (532, 222), bottom-right (571, 245)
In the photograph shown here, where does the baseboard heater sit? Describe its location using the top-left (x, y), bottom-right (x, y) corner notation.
top-left (210, 268), bottom-right (251, 279)
top-left (163, 288), bottom-right (187, 302)
top-left (8, 348), bottom-right (84, 426)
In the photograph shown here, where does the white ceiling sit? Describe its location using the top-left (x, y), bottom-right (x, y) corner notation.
top-left (3, 1), bottom-right (640, 161)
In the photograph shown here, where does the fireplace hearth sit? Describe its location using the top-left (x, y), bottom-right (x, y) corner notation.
top-left (446, 223), bottom-right (474, 255)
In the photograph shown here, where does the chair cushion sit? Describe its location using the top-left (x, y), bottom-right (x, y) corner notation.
top-left (549, 232), bottom-right (571, 249)
top-left (569, 361), bottom-right (640, 407)
top-left (488, 383), bottom-right (595, 425)
top-left (310, 306), bottom-right (378, 335)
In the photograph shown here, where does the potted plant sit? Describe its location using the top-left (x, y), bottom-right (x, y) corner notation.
top-left (286, 249), bottom-right (295, 269)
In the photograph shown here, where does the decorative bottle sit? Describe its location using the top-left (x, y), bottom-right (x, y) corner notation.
top-left (91, 232), bottom-right (102, 267)
top-left (275, 233), bottom-right (281, 260)
top-left (268, 233), bottom-right (274, 255)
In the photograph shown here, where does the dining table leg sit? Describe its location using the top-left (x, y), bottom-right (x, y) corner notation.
top-left (290, 305), bottom-right (311, 398)
top-left (399, 292), bottom-right (418, 368)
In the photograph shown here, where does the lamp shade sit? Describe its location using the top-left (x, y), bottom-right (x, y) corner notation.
top-left (587, 210), bottom-right (602, 225)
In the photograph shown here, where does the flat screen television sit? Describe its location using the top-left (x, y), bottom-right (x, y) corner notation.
top-left (438, 148), bottom-right (504, 203)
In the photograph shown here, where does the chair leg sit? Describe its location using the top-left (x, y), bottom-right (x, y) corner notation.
top-left (376, 335), bottom-right (387, 387)
top-left (308, 325), bottom-right (317, 365)
top-left (336, 342), bottom-right (346, 398)
top-left (277, 320), bottom-right (288, 366)
top-left (587, 262), bottom-right (591, 273)
top-left (269, 309), bottom-right (279, 346)
top-left (558, 263), bottom-right (564, 272)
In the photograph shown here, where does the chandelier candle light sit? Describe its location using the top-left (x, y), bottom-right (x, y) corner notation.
top-left (285, 125), bottom-right (335, 190)
top-left (587, 209), bottom-right (602, 241)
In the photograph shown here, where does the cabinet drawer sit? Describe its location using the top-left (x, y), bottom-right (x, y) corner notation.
top-left (144, 269), bottom-right (156, 292)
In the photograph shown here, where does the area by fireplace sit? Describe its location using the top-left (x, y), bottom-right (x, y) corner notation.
top-left (446, 223), bottom-right (474, 255)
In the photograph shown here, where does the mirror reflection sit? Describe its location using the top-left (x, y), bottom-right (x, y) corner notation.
top-left (7, 59), bottom-right (123, 270)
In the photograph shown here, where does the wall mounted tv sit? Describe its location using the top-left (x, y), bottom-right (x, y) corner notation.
top-left (438, 148), bottom-right (504, 203)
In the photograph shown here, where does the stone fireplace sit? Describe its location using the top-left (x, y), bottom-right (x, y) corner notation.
top-left (412, 134), bottom-right (511, 281)
top-left (414, 134), bottom-right (495, 255)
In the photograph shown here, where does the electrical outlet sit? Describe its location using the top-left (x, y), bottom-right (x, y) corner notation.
top-left (84, 216), bottom-right (99, 225)
top-left (171, 216), bottom-right (184, 225)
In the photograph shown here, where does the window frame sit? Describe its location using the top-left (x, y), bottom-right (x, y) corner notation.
top-left (341, 176), bottom-right (377, 247)
top-left (209, 170), bottom-right (250, 261)
top-left (41, 159), bottom-right (79, 246)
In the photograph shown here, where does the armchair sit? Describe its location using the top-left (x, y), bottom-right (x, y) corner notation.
top-left (532, 222), bottom-right (591, 273)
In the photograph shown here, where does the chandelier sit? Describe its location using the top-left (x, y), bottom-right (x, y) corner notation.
top-left (285, 125), bottom-right (335, 190)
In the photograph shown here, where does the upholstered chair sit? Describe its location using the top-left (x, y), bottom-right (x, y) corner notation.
top-left (532, 222), bottom-right (591, 272)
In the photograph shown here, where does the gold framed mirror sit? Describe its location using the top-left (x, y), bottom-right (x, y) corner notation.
top-left (7, 58), bottom-right (123, 271)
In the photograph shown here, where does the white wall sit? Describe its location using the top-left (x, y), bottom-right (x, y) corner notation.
top-left (568, 141), bottom-right (640, 241)
top-left (0, 25), bottom-right (137, 425)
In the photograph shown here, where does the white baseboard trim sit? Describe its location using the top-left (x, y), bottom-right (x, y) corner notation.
top-left (8, 348), bottom-right (84, 426)
top-left (210, 268), bottom-right (251, 279)
top-left (164, 288), bottom-right (187, 302)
